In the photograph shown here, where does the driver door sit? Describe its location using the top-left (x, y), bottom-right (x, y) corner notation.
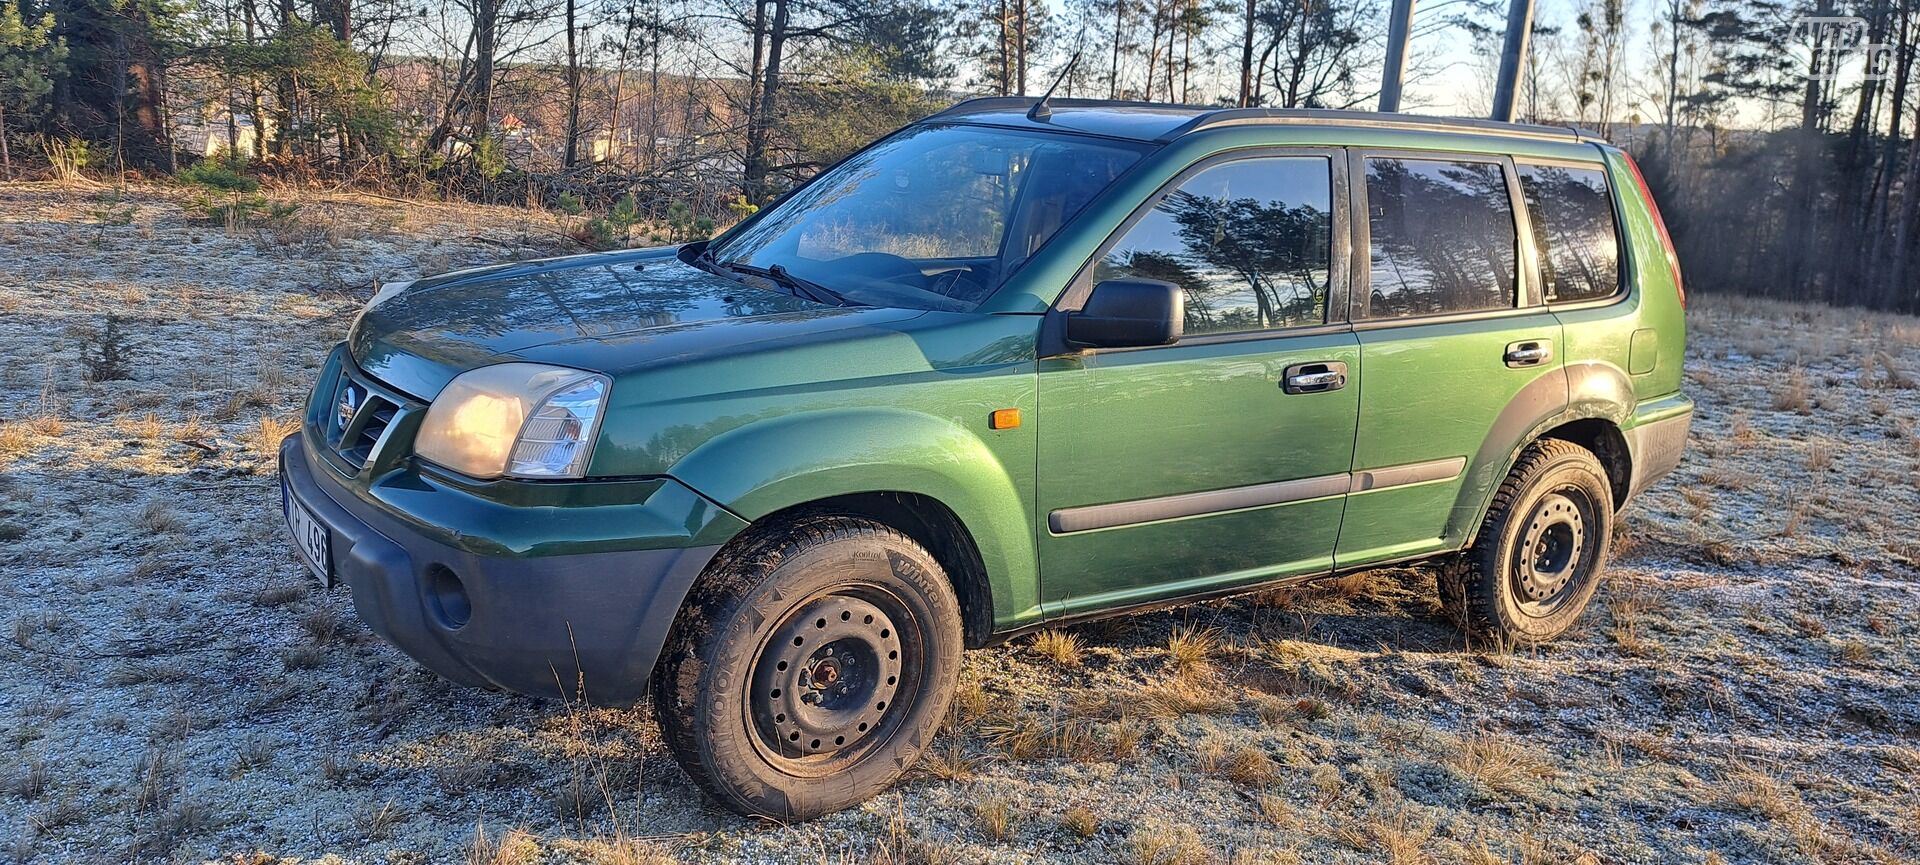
top-left (1035, 151), bottom-right (1361, 617)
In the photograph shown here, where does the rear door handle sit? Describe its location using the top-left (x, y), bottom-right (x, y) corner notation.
top-left (1282, 361), bottom-right (1348, 394)
top-left (1504, 340), bottom-right (1553, 367)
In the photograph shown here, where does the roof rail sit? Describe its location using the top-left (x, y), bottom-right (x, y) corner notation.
top-left (923, 97), bottom-right (1609, 145)
top-left (1154, 108), bottom-right (1600, 144)
top-left (926, 96), bottom-right (1214, 121)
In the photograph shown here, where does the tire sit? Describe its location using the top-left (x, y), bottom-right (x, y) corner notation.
top-left (651, 514), bottom-right (964, 820)
top-left (1445, 438), bottom-right (1615, 647)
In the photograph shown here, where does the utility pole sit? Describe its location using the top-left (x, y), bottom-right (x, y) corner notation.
top-left (1380, 0), bottom-right (1416, 112)
top-left (1490, 0), bottom-right (1536, 121)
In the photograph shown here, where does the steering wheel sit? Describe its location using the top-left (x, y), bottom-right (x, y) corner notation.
top-left (927, 267), bottom-right (987, 301)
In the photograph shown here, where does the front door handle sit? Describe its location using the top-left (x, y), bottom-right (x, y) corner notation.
top-left (1504, 340), bottom-right (1553, 367)
top-left (1282, 361), bottom-right (1348, 394)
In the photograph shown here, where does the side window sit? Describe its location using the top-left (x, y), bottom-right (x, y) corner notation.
top-left (1362, 157), bottom-right (1518, 319)
top-left (1518, 164), bottom-right (1621, 303)
top-left (1094, 156), bottom-right (1332, 336)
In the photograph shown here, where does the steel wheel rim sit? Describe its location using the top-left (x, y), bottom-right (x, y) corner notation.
top-left (1510, 488), bottom-right (1595, 617)
top-left (746, 586), bottom-right (919, 773)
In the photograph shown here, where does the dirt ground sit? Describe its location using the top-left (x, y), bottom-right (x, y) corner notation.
top-left (0, 182), bottom-right (1915, 865)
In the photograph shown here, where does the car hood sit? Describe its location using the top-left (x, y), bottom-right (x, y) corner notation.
top-left (347, 248), bottom-right (921, 398)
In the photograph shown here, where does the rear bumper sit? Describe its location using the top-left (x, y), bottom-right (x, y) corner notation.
top-left (280, 434), bottom-right (723, 706)
top-left (1624, 394), bottom-right (1693, 501)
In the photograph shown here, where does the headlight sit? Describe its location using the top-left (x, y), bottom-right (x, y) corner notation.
top-left (415, 363), bottom-right (610, 479)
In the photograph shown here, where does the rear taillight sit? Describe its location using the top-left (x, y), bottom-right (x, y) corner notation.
top-left (1622, 151), bottom-right (1685, 309)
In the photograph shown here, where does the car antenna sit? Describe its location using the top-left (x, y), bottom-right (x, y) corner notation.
top-left (1027, 51), bottom-right (1083, 122)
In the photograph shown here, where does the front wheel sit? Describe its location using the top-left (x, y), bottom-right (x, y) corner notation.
top-left (651, 515), bottom-right (963, 820)
top-left (1444, 439), bottom-right (1614, 646)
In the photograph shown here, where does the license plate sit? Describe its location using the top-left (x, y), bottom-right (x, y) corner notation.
top-left (283, 479), bottom-right (332, 588)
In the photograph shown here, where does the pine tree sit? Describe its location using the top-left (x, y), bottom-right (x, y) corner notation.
top-left (0, 0), bottom-right (66, 177)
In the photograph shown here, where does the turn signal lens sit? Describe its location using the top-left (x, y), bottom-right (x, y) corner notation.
top-left (989, 408), bottom-right (1021, 430)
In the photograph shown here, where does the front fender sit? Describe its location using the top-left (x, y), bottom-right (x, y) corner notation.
top-left (668, 407), bottom-right (1040, 628)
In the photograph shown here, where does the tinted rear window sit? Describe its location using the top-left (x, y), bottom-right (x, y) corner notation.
top-left (1518, 164), bottom-right (1621, 303)
top-left (1362, 158), bottom-right (1518, 319)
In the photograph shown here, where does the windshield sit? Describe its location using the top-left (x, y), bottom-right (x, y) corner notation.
top-left (708, 124), bottom-right (1149, 311)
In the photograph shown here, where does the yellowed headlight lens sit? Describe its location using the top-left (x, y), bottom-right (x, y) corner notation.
top-left (415, 364), bottom-right (607, 478)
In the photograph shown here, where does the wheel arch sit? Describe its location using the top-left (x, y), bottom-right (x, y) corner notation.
top-left (668, 407), bottom-right (1039, 641)
top-left (725, 492), bottom-right (998, 648)
top-left (1538, 418), bottom-right (1632, 508)
top-left (1450, 362), bottom-right (1636, 547)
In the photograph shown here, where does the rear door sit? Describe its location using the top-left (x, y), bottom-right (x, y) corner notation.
top-left (1334, 150), bottom-right (1567, 567)
top-left (1036, 150), bottom-right (1361, 618)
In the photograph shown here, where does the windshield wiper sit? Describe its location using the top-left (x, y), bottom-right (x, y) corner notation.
top-left (720, 260), bottom-right (858, 307)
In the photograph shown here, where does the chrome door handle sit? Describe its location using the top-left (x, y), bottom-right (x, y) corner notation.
top-left (1282, 361), bottom-right (1348, 394)
top-left (1504, 341), bottom-right (1553, 367)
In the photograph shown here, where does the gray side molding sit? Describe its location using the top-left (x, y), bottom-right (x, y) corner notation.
top-left (1049, 456), bottom-right (1468, 535)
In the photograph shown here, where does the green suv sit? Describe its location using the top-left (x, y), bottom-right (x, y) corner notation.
top-left (280, 99), bottom-right (1691, 819)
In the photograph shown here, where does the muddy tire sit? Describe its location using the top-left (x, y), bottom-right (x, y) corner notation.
top-left (1445, 438), bottom-right (1614, 647)
top-left (651, 514), bottom-right (963, 820)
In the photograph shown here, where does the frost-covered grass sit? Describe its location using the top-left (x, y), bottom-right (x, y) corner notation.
top-left (1, 183), bottom-right (1917, 864)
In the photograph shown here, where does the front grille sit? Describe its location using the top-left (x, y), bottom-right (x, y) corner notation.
top-left (339, 394), bottom-right (398, 467)
top-left (323, 362), bottom-right (407, 472)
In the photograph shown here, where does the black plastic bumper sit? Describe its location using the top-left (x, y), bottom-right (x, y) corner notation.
top-left (279, 436), bottom-right (720, 706)
top-left (1624, 406), bottom-right (1692, 501)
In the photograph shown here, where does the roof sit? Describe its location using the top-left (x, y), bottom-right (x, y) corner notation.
top-left (924, 97), bottom-right (1605, 145)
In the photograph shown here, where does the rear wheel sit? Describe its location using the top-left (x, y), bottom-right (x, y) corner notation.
top-left (651, 515), bottom-right (963, 820)
top-left (1444, 439), bottom-right (1614, 646)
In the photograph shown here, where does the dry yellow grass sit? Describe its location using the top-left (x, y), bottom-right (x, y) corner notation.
top-left (920, 741), bottom-right (978, 781)
top-left (970, 796), bottom-right (1012, 842)
top-left (1453, 732), bottom-right (1554, 797)
top-left (1255, 794), bottom-right (1296, 828)
top-left (1339, 810), bottom-right (1434, 865)
top-left (1029, 629), bottom-right (1085, 668)
top-left (1772, 367), bottom-right (1812, 412)
top-left (1165, 626), bottom-right (1220, 674)
top-left (247, 414), bottom-right (301, 459)
top-left (466, 825), bottom-right (540, 865)
top-left (1130, 823), bottom-right (1209, 865)
top-left (947, 677), bottom-right (988, 725)
top-left (1060, 805), bottom-right (1097, 839)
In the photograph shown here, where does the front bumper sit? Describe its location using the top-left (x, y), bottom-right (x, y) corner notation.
top-left (280, 433), bottom-right (733, 706)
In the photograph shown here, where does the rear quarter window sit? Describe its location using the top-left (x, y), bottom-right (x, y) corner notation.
top-left (1517, 163), bottom-right (1622, 304)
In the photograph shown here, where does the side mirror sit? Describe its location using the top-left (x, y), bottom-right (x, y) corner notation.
top-left (1064, 278), bottom-right (1184, 349)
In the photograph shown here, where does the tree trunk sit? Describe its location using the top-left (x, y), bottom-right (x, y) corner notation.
top-left (1, 103), bottom-right (11, 179)
top-left (1663, 0), bottom-right (1679, 130)
top-left (1867, 5), bottom-right (1914, 306)
top-left (608, 14), bottom-right (631, 170)
top-left (745, 0), bottom-right (766, 127)
top-left (743, 0), bottom-right (788, 203)
top-left (1238, 0), bottom-right (1254, 106)
top-left (648, 11), bottom-right (661, 173)
top-left (1164, 9), bottom-right (1175, 98)
top-left (1110, 0), bottom-right (1124, 98)
top-left (1015, 0), bottom-right (1028, 95)
top-left (564, 0), bottom-right (582, 167)
top-left (469, 0), bottom-right (499, 137)
top-left (1144, 0), bottom-right (1162, 101)
top-left (1167, 0), bottom-right (1182, 101)
top-left (1887, 60), bottom-right (1920, 307)
top-left (318, 0), bottom-right (351, 41)
top-left (997, 0), bottom-right (1012, 95)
